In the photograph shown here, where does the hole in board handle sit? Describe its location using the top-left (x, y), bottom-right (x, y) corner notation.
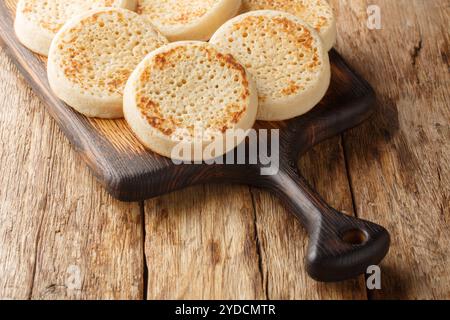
top-left (341, 229), bottom-right (368, 246)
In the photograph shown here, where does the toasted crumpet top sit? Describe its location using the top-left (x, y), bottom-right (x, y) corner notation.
top-left (241, 0), bottom-right (334, 37)
top-left (137, 0), bottom-right (219, 27)
top-left (17, 0), bottom-right (133, 34)
top-left (131, 42), bottom-right (253, 140)
top-left (50, 8), bottom-right (167, 98)
top-left (210, 11), bottom-right (325, 104)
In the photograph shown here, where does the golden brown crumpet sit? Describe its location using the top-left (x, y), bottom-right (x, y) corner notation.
top-left (15, 0), bottom-right (137, 56)
top-left (241, 0), bottom-right (336, 51)
top-left (123, 41), bottom-right (258, 161)
top-left (210, 10), bottom-right (331, 121)
top-left (47, 8), bottom-right (168, 118)
top-left (136, 0), bottom-right (242, 41)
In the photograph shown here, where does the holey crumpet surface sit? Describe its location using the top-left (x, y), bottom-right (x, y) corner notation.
top-left (241, 0), bottom-right (337, 51)
top-left (210, 10), bottom-right (331, 121)
top-left (123, 41), bottom-right (258, 162)
top-left (14, 0), bottom-right (137, 56)
top-left (136, 0), bottom-right (242, 41)
top-left (47, 7), bottom-right (168, 119)
top-left (0, 0), bottom-right (389, 282)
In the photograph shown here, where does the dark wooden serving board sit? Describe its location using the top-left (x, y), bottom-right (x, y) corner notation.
top-left (0, 0), bottom-right (390, 282)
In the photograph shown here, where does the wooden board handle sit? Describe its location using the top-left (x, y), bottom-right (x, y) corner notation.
top-left (269, 164), bottom-right (390, 282)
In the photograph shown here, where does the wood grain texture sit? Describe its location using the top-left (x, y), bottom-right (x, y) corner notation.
top-left (332, 0), bottom-right (450, 299)
top-left (144, 185), bottom-right (266, 299)
top-left (0, 48), bottom-right (144, 300)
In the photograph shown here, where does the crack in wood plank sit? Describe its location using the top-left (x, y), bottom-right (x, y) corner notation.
top-left (411, 37), bottom-right (423, 67)
top-left (140, 201), bottom-right (148, 300)
top-left (27, 195), bottom-right (46, 299)
top-left (249, 186), bottom-right (269, 300)
top-left (341, 134), bottom-right (371, 300)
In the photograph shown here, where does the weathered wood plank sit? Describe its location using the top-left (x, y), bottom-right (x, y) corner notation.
top-left (0, 49), bottom-right (144, 300)
top-left (334, 0), bottom-right (450, 299)
top-left (144, 185), bottom-right (266, 299)
top-left (0, 48), bottom-right (42, 300)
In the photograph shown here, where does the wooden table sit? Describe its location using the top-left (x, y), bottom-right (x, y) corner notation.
top-left (0, 0), bottom-right (448, 300)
